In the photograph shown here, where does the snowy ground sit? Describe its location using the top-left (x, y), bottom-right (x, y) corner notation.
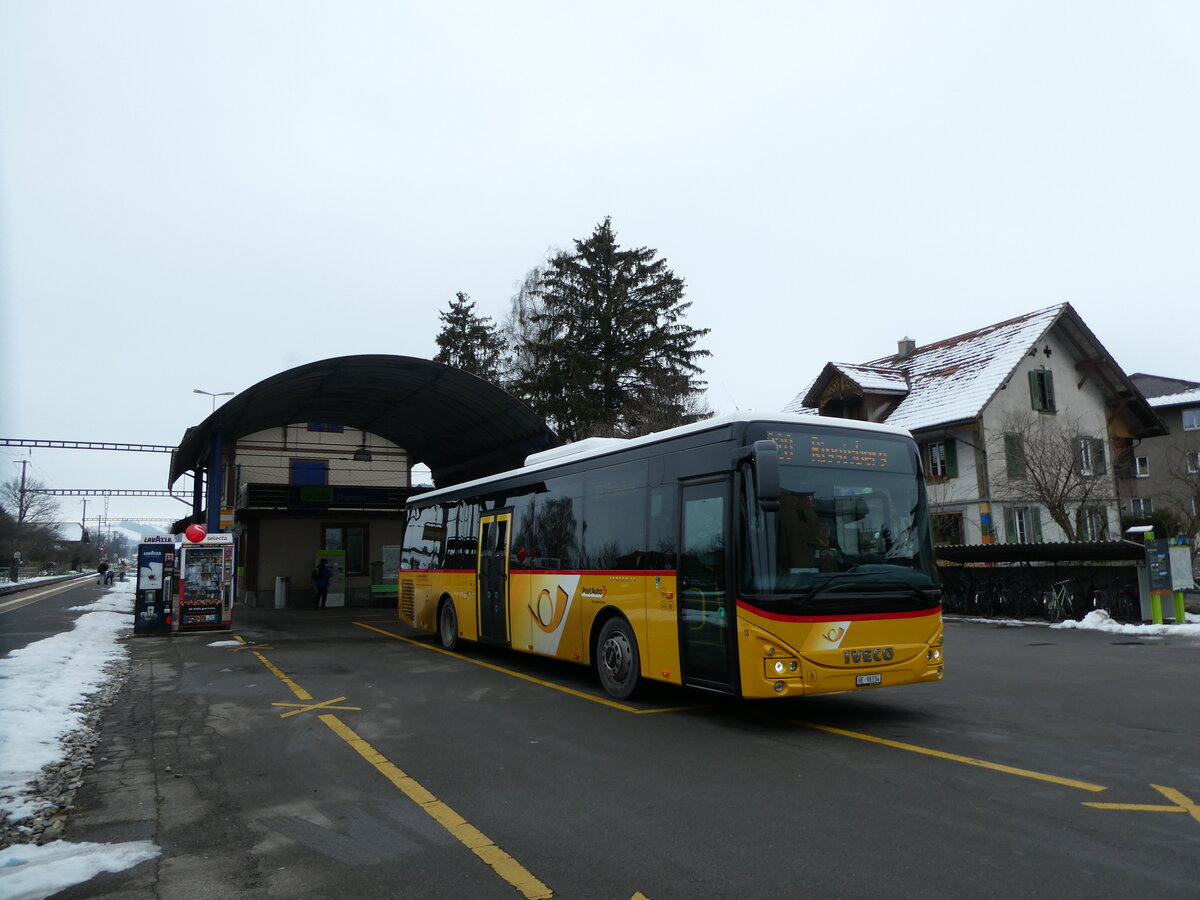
top-left (0, 579), bottom-right (160, 900)
top-left (0, 585), bottom-right (1196, 899)
top-left (950, 609), bottom-right (1200, 633)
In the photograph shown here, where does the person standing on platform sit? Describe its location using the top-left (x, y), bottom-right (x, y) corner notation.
top-left (312, 559), bottom-right (332, 608)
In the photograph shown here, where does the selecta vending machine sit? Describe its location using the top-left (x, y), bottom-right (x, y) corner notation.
top-left (176, 525), bottom-right (235, 632)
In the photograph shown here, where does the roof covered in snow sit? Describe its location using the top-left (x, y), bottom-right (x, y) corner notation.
top-left (1146, 388), bottom-right (1200, 408)
top-left (785, 303), bottom-right (1165, 437)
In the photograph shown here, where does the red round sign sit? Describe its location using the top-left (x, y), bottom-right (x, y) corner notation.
top-left (184, 524), bottom-right (207, 543)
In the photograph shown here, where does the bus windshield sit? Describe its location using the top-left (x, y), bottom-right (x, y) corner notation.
top-left (739, 427), bottom-right (938, 600)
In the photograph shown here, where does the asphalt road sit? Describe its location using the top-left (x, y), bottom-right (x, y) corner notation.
top-left (0, 575), bottom-right (107, 657)
top-left (31, 582), bottom-right (1200, 899)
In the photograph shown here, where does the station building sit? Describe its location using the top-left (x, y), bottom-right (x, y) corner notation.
top-left (168, 355), bottom-right (557, 608)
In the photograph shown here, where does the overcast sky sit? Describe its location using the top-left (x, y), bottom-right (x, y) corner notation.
top-left (2, 1), bottom-right (1196, 527)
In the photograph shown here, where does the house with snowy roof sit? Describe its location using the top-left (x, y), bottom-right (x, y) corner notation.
top-left (784, 303), bottom-right (1165, 547)
top-left (1127, 374), bottom-right (1200, 540)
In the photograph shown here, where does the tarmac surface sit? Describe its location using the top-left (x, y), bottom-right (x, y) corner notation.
top-left (25, 589), bottom-right (1200, 899)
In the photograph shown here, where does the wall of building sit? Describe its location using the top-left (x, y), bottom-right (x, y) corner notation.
top-left (979, 330), bottom-right (1120, 542)
top-left (243, 512), bottom-right (406, 608)
top-left (1132, 403), bottom-right (1200, 536)
top-left (235, 425), bottom-right (409, 487)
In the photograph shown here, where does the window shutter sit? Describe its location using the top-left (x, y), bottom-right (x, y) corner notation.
top-left (1028, 371), bottom-right (1040, 409)
top-left (1031, 507), bottom-right (1043, 542)
top-left (1044, 372), bottom-right (1055, 410)
top-left (1092, 439), bottom-right (1107, 476)
top-left (1004, 434), bottom-right (1024, 477)
top-left (944, 438), bottom-right (958, 478)
top-left (1003, 507), bottom-right (1015, 543)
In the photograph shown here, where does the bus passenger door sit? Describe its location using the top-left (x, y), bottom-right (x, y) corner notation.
top-left (477, 511), bottom-right (511, 646)
top-left (678, 481), bottom-right (735, 691)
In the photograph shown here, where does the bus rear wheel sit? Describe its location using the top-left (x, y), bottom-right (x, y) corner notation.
top-left (597, 617), bottom-right (640, 700)
top-left (438, 598), bottom-right (459, 651)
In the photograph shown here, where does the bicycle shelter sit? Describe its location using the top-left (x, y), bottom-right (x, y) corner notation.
top-left (936, 540), bottom-right (1151, 621)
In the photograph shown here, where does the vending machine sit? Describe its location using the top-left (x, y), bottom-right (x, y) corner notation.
top-left (133, 536), bottom-right (176, 636)
top-left (176, 531), bottom-right (235, 631)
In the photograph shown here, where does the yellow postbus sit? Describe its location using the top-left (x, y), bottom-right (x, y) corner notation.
top-left (399, 413), bottom-right (943, 699)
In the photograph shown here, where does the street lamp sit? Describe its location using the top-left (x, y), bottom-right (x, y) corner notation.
top-left (193, 389), bottom-right (234, 412)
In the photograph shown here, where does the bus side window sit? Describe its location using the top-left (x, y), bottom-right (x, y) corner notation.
top-left (647, 484), bottom-right (676, 570)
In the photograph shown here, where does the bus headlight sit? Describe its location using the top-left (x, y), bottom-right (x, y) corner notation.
top-left (926, 649), bottom-right (941, 661)
top-left (766, 658), bottom-right (800, 677)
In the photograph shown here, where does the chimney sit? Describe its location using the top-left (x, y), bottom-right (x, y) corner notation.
top-left (897, 337), bottom-right (916, 359)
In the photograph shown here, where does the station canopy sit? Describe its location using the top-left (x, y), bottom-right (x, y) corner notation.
top-left (169, 355), bottom-right (559, 489)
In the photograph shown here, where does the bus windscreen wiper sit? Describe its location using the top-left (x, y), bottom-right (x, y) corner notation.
top-left (802, 571), bottom-right (873, 599)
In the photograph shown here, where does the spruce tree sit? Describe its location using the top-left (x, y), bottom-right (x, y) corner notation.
top-left (433, 292), bottom-right (504, 382)
top-left (514, 218), bottom-right (711, 441)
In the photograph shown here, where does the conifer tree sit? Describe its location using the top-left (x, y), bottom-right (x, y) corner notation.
top-left (433, 292), bottom-right (504, 382)
top-left (513, 218), bottom-right (711, 440)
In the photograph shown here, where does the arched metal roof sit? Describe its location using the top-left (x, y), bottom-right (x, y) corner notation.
top-left (169, 355), bottom-right (559, 488)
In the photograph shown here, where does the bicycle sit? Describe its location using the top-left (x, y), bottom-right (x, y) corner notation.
top-left (1093, 586), bottom-right (1139, 623)
top-left (1042, 580), bottom-right (1074, 623)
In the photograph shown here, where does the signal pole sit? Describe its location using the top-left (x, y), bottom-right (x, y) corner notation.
top-left (12, 459), bottom-right (28, 581)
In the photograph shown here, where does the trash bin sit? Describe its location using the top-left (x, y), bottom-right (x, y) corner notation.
top-left (274, 576), bottom-right (290, 609)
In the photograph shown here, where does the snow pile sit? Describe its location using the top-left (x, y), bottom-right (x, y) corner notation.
top-left (1052, 608), bottom-right (1200, 636)
top-left (0, 840), bottom-right (159, 900)
top-left (0, 580), bottom-right (160, 899)
top-left (0, 587), bottom-right (133, 826)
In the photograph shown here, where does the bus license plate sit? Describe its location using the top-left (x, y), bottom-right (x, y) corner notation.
top-left (856, 673), bottom-right (882, 686)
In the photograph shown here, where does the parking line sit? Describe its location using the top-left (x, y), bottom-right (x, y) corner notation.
top-left (320, 713), bottom-right (554, 899)
top-left (247, 645), bottom-right (554, 899)
top-left (795, 720), bottom-right (1108, 793)
top-left (355, 621), bottom-right (649, 713)
top-left (1084, 784), bottom-right (1200, 824)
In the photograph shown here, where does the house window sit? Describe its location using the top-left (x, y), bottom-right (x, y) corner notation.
top-left (1077, 506), bottom-right (1109, 542)
top-left (1004, 433), bottom-right (1026, 479)
top-left (1078, 438), bottom-right (1107, 477)
top-left (1135, 456), bottom-right (1150, 478)
top-left (1188, 451), bottom-right (1199, 474)
top-left (925, 439), bottom-right (957, 479)
top-left (931, 512), bottom-right (965, 546)
top-left (1130, 497), bottom-right (1153, 518)
top-left (308, 423), bottom-right (344, 433)
top-left (1183, 408), bottom-right (1200, 431)
top-left (323, 524), bottom-right (367, 576)
top-left (290, 459), bottom-right (328, 485)
top-left (1003, 506), bottom-right (1043, 543)
top-left (1029, 370), bottom-right (1056, 412)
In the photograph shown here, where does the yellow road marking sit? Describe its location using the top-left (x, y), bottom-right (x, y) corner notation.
top-left (795, 720), bottom-right (1108, 793)
top-left (251, 650), bottom-right (312, 701)
top-left (271, 696), bottom-right (362, 718)
top-left (249, 648), bottom-right (553, 898)
top-left (355, 621), bottom-right (684, 713)
top-left (228, 642), bottom-right (273, 651)
top-left (320, 712), bottom-right (553, 897)
top-left (1084, 784), bottom-right (1200, 824)
top-left (352, 624), bottom-right (1117, 797)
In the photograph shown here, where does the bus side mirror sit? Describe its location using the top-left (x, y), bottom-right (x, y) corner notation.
top-left (752, 440), bottom-right (780, 513)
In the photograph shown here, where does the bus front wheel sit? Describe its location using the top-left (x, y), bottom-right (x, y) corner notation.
top-left (597, 617), bottom-right (640, 700)
top-left (438, 598), bottom-right (459, 651)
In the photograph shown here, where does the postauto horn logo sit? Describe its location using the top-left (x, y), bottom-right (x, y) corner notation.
top-left (530, 586), bottom-right (569, 633)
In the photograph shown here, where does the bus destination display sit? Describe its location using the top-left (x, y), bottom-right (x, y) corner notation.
top-left (766, 431), bottom-right (905, 471)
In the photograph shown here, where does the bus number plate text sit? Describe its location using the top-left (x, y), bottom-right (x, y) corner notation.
top-left (856, 673), bottom-right (882, 686)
